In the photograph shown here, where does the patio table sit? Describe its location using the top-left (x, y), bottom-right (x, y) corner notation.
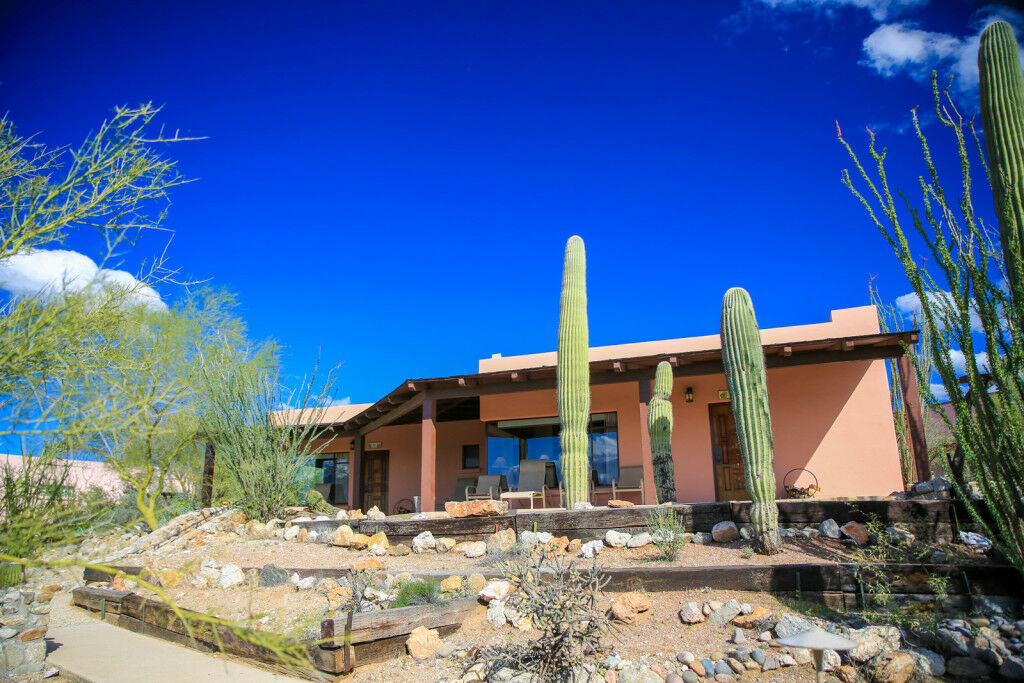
top-left (500, 491), bottom-right (539, 509)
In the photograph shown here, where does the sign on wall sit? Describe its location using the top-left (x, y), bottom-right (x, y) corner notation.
top-left (368, 441), bottom-right (382, 449)
top-left (718, 391), bottom-right (730, 400)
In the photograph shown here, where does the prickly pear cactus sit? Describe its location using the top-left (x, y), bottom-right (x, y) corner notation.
top-left (979, 20), bottom-right (1024, 296)
top-left (720, 287), bottom-right (782, 555)
top-left (306, 489), bottom-right (337, 515)
top-left (557, 235), bottom-right (591, 509)
top-left (648, 361), bottom-right (677, 503)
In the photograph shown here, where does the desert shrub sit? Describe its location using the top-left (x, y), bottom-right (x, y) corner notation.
top-left (645, 507), bottom-right (688, 561)
top-left (390, 579), bottom-right (442, 608)
top-left (306, 489), bottom-right (336, 515)
top-left (471, 553), bottom-right (611, 681)
top-left (155, 492), bottom-right (201, 527)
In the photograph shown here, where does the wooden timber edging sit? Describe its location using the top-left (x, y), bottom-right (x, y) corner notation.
top-left (71, 586), bottom-right (479, 675)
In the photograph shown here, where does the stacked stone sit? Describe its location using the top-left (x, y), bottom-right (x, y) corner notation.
top-left (0, 585), bottom-right (58, 677)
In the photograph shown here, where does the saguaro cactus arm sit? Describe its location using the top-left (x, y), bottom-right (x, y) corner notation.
top-left (557, 235), bottom-right (590, 508)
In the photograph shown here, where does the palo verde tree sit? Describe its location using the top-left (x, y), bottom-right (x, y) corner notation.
top-left (839, 20), bottom-right (1024, 576)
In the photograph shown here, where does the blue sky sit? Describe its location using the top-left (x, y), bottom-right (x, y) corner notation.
top-left (0, 0), bottom-right (1015, 405)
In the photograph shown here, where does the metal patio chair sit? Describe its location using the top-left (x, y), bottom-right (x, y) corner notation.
top-left (611, 466), bottom-right (645, 503)
top-left (465, 474), bottom-right (507, 500)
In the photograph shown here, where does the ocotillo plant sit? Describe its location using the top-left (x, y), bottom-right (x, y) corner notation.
top-left (720, 287), bottom-right (782, 554)
top-left (557, 235), bottom-right (590, 508)
top-left (648, 361), bottom-right (677, 503)
top-left (979, 20), bottom-right (1024, 296)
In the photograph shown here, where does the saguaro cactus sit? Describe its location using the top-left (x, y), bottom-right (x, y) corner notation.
top-left (557, 235), bottom-right (590, 508)
top-left (648, 361), bottom-right (677, 504)
top-left (720, 287), bottom-right (782, 555)
top-left (979, 20), bottom-right (1024, 297)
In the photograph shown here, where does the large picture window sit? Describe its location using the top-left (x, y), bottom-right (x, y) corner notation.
top-left (316, 453), bottom-right (350, 505)
top-left (485, 413), bottom-right (618, 489)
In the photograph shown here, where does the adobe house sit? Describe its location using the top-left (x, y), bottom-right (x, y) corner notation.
top-left (276, 305), bottom-right (925, 513)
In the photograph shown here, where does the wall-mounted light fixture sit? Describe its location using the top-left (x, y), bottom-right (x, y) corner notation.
top-left (684, 387), bottom-right (694, 403)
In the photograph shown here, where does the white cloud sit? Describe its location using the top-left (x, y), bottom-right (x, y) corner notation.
top-left (756, 0), bottom-right (926, 21)
top-left (929, 382), bottom-right (949, 401)
top-left (0, 249), bottom-right (166, 312)
top-left (326, 397), bottom-right (351, 407)
top-left (894, 290), bottom-right (984, 332)
top-left (946, 349), bottom-right (989, 376)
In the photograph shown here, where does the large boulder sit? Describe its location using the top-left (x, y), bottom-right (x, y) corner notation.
top-left (453, 541), bottom-right (486, 558)
top-left (627, 532), bottom-right (652, 549)
top-left (485, 528), bottom-right (516, 553)
top-left (406, 626), bottom-right (443, 660)
top-left (872, 652), bottom-right (915, 683)
top-left (711, 521), bottom-right (740, 543)
top-left (708, 599), bottom-right (741, 628)
top-left (604, 530), bottom-right (630, 548)
top-left (218, 564), bottom-right (244, 589)
top-left (849, 625), bottom-right (901, 662)
top-left (412, 531), bottom-right (436, 553)
top-left (819, 518), bottom-right (841, 539)
top-left (841, 521), bottom-right (870, 546)
top-left (258, 564), bottom-right (289, 587)
top-left (330, 525), bottom-right (355, 547)
top-left (609, 592), bottom-right (652, 624)
top-left (678, 601), bottom-right (704, 624)
top-left (444, 499), bottom-right (508, 517)
top-left (946, 657), bottom-right (992, 679)
top-left (581, 540), bottom-right (604, 558)
top-left (907, 647), bottom-right (945, 679)
top-left (773, 613), bottom-right (815, 639)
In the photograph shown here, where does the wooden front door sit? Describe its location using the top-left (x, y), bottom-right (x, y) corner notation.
top-left (361, 451), bottom-right (389, 512)
top-left (709, 404), bottom-right (747, 501)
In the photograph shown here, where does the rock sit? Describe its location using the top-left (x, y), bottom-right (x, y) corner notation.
top-left (836, 664), bottom-right (860, 683)
top-left (739, 524), bottom-right (753, 540)
top-left (486, 528), bottom-right (517, 552)
top-left (581, 540), bottom-right (604, 558)
top-left (708, 599), bottom-right (742, 628)
top-left (823, 650), bottom-right (841, 671)
top-left (295, 576), bottom-right (316, 590)
top-left (412, 531), bottom-right (436, 553)
top-left (335, 509), bottom-right (348, 519)
top-left (712, 521), bottom-right (740, 543)
top-left (885, 527), bottom-right (915, 545)
top-left (819, 518), bottom-right (841, 538)
top-left (762, 655), bottom-right (780, 671)
top-left (779, 654), bottom-right (796, 666)
top-left (391, 543), bottom-right (411, 556)
top-left (467, 573), bottom-right (487, 592)
top-left (479, 581), bottom-right (512, 602)
top-left (218, 564), bottom-right (244, 589)
top-left (283, 525), bottom-right (300, 541)
top-left (627, 533), bottom-right (652, 548)
top-left (317, 578), bottom-right (352, 609)
top-left (444, 499), bottom-right (509, 517)
top-left (677, 651), bottom-right (695, 664)
top-left (759, 631), bottom-right (772, 642)
top-left (567, 538), bottom-right (582, 554)
top-left (731, 628), bottom-right (746, 644)
top-left (618, 668), bottom-right (662, 683)
top-left (347, 509), bottom-right (366, 520)
top-left (366, 505), bottom-right (386, 520)
top-left (732, 606), bottom-right (772, 629)
top-left (680, 672), bottom-right (701, 683)
top-left (437, 537), bottom-right (457, 553)
top-left (535, 532), bottom-right (553, 545)
top-left (907, 647), bottom-right (945, 678)
top-left (349, 533), bottom-right (371, 549)
top-left (937, 628), bottom-right (970, 656)
top-left (849, 625), bottom-right (901, 662)
top-left (440, 575), bottom-right (463, 593)
top-left (258, 564), bottom-right (289, 587)
top-left (573, 501), bottom-right (595, 510)
top-left (369, 544), bottom-right (387, 556)
top-left (607, 499), bottom-right (635, 508)
top-left (692, 659), bottom-right (708, 677)
top-left (1000, 657), bottom-right (1024, 680)
top-left (438, 641), bottom-right (458, 658)
top-left (406, 626), bottom-right (442, 660)
top-left (455, 541), bottom-right (487, 558)
top-left (678, 601), bottom-right (705, 624)
top-left (330, 525), bottom-right (355, 547)
top-left (691, 532), bottom-right (713, 544)
top-left (946, 656), bottom-right (992, 679)
top-left (960, 530), bottom-right (994, 554)
top-left (841, 521), bottom-right (870, 546)
top-left (350, 558), bottom-right (384, 571)
top-left (714, 660), bottom-right (732, 676)
top-left (610, 592), bottom-right (652, 624)
top-left (18, 628), bottom-right (45, 642)
top-left (368, 531), bottom-right (389, 548)
top-left (773, 612), bottom-right (815, 639)
top-left (605, 530), bottom-right (631, 548)
top-left (158, 569), bottom-right (183, 588)
top-left (872, 652), bottom-right (915, 683)
top-left (518, 530), bottom-right (539, 549)
top-left (486, 599), bottom-right (506, 627)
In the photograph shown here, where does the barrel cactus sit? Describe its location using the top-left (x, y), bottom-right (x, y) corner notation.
top-left (648, 361), bottom-right (677, 503)
top-left (557, 235), bottom-right (590, 508)
top-left (720, 287), bottom-right (781, 554)
top-left (979, 20), bottom-right (1024, 295)
top-left (0, 563), bottom-right (22, 588)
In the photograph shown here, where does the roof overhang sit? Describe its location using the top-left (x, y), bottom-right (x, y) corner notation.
top-left (330, 330), bottom-right (918, 436)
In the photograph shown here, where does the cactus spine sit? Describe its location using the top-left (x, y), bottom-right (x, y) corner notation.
top-left (979, 20), bottom-right (1024, 297)
top-left (720, 287), bottom-right (781, 555)
top-left (557, 235), bottom-right (590, 508)
top-left (648, 361), bottom-right (677, 503)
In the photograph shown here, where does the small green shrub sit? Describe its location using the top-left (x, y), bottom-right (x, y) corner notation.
top-left (645, 507), bottom-right (688, 561)
top-left (390, 580), bottom-right (442, 608)
top-left (306, 489), bottom-right (336, 515)
top-left (741, 545), bottom-right (755, 559)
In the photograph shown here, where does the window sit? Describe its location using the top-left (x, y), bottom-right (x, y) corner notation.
top-left (485, 413), bottom-right (619, 488)
top-left (315, 453), bottom-right (350, 505)
top-left (462, 444), bottom-right (480, 469)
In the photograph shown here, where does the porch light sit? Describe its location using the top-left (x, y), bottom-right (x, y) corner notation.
top-left (684, 387), bottom-right (694, 403)
top-left (775, 628), bottom-right (858, 683)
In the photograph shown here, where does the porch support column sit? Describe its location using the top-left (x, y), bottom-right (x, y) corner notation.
top-left (201, 442), bottom-right (215, 508)
top-left (420, 395), bottom-right (437, 512)
top-left (350, 434), bottom-right (364, 510)
top-left (897, 354), bottom-right (930, 483)
top-left (636, 380), bottom-right (657, 504)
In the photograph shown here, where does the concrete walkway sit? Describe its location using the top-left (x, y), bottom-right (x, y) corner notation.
top-left (47, 621), bottom-right (309, 682)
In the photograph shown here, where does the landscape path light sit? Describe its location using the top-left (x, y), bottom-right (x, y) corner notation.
top-left (775, 627), bottom-right (858, 683)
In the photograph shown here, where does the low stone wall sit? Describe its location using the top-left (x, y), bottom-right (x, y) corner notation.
top-left (1, 585), bottom-right (57, 677)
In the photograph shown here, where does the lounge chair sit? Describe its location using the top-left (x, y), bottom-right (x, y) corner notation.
top-left (513, 460), bottom-right (551, 508)
top-left (558, 469), bottom-right (598, 508)
top-left (466, 474), bottom-right (507, 500)
top-left (611, 466), bottom-right (645, 503)
top-left (453, 477), bottom-right (476, 502)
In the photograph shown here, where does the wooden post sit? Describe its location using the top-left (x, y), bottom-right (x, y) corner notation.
top-left (421, 395), bottom-right (437, 513)
top-left (636, 380), bottom-right (658, 504)
top-left (201, 442), bottom-right (215, 508)
top-left (350, 435), bottom-right (364, 511)
top-left (898, 354), bottom-right (931, 482)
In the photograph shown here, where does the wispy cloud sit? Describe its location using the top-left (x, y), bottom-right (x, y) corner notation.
top-left (326, 396), bottom-right (351, 407)
top-left (0, 249), bottom-right (166, 311)
top-left (754, 0), bottom-right (926, 22)
top-left (894, 290), bottom-right (984, 332)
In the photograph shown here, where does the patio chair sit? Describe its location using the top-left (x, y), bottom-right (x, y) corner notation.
top-left (466, 474), bottom-right (507, 500)
top-left (513, 459), bottom-right (551, 508)
top-left (313, 482), bottom-right (333, 503)
top-left (611, 466), bottom-right (645, 503)
top-left (453, 477), bottom-right (476, 502)
top-left (557, 469), bottom-right (598, 508)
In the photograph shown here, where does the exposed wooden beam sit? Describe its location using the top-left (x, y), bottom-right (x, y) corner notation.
top-left (898, 355), bottom-right (930, 483)
top-left (612, 361), bottom-right (625, 373)
top-left (356, 391), bottom-right (427, 435)
top-left (406, 381), bottom-right (418, 391)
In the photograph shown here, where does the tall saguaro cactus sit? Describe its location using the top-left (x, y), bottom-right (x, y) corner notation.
top-left (648, 361), bottom-right (677, 503)
top-left (557, 235), bottom-right (590, 508)
top-left (720, 287), bottom-right (781, 555)
top-left (979, 20), bottom-right (1024, 297)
